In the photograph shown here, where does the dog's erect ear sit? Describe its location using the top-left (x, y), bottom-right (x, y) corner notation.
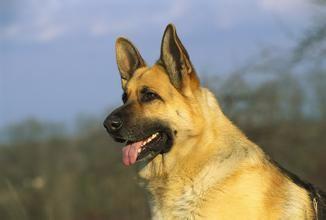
top-left (116, 37), bottom-right (146, 90)
top-left (159, 24), bottom-right (199, 91)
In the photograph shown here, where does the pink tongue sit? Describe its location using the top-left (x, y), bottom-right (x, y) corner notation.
top-left (122, 141), bottom-right (143, 166)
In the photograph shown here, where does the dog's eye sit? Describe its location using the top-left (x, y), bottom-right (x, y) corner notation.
top-left (122, 92), bottom-right (128, 103)
top-left (141, 91), bottom-right (160, 103)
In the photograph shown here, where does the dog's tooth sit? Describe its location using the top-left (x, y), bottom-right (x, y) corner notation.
top-left (138, 148), bottom-right (141, 153)
top-left (141, 134), bottom-right (158, 146)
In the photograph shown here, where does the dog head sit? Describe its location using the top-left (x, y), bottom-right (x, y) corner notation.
top-left (104, 24), bottom-right (204, 168)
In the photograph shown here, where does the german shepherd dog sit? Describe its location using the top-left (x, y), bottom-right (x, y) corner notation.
top-left (104, 24), bottom-right (326, 219)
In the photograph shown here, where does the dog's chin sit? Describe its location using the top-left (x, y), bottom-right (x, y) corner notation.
top-left (112, 128), bottom-right (173, 166)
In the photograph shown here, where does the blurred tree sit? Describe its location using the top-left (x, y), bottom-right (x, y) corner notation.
top-left (3, 119), bottom-right (66, 144)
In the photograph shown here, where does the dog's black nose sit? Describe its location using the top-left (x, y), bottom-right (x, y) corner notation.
top-left (104, 115), bottom-right (123, 132)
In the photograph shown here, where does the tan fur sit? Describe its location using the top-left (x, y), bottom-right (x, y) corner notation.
top-left (123, 65), bottom-right (315, 220)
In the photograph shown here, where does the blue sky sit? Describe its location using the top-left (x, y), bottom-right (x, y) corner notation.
top-left (0, 0), bottom-right (324, 127)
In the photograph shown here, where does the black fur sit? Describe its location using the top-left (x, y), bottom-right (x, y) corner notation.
top-left (270, 159), bottom-right (326, 219)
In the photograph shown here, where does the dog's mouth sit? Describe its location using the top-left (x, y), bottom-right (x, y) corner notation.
top-left (120, 131), bottom-right (172, 166)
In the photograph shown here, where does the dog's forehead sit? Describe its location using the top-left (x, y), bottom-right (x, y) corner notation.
top-left (128, 65), bottom-right (171, 91)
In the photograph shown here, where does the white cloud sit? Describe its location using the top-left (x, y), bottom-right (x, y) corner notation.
top-left (37, 25), bottom-right (66, 42)
top-left (1, 0), bottom-right (322, 42)
top-left (0, 22), bottom-right (66, 43)
top-left (90, 21), bottom-right (109, 36)
top-left (3, 0), bottom-right (150, 41)
top-left (151, 0), bottom-right (189, 23)
top-left (89, 19), bottom-right (141, 37)
top-left (212, 0), bottom-right (260, 29)
top-left (260, 0), bottom-right (315, 16)
top-left (0, 0), bottom-right (78, 42)
top-left (89, 0), bottom-right (189, 37)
